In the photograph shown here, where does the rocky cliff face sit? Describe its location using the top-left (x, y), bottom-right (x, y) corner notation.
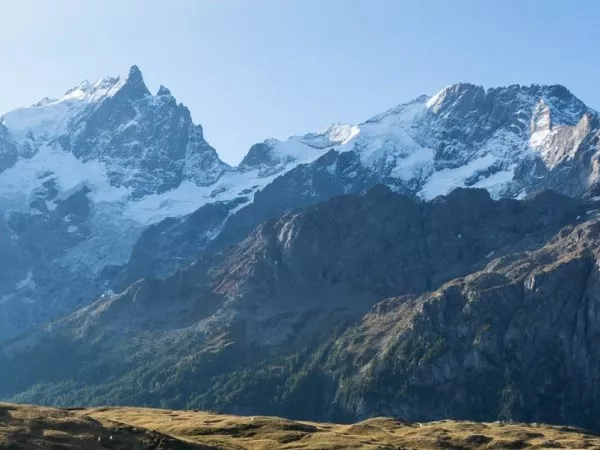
top-left (0, 125), bottom-right (17, 173)
top-left (327, 213), bottom-right (600, 431)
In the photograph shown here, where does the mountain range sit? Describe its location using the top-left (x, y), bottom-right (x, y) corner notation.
top-left (2, 66), bottom-right (600, 430)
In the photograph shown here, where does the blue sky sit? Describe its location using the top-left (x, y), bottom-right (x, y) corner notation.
top-left (1, 0), bottom-right (598, 164)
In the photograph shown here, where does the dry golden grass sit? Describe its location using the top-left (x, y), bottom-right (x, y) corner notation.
top-left (0, 403), bottom-right (201, 449)
top-left (2, 403), bottom-right (600, 449)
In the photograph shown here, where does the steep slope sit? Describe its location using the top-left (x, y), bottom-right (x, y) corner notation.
top-left (317, 213), bottom-right (600, 430)
top-left (0, 124), bottom-right (17, 173)
top-left (2, 186), bottom-right (594, 430)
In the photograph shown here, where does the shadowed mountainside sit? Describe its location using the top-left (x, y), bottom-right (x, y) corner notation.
top-left (5, 187), bottom-right (600, 431)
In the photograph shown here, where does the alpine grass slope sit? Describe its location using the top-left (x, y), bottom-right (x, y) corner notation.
top-left (4, 402), bottom-right (600, 450)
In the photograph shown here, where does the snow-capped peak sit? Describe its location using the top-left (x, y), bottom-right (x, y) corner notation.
top-left (318, 123), bottom-right (360, 145)
top-left (0, 65), bottom-right (152, 142)
top-left (0, 73), bottom-right (127, 149)
top-left (240, 123), bottom-right (359, 173)
top-left (425, 86), bottom-right (449, 110)
top-left (365, 95), bottom-right (429, 127)
top-left (57, 64), bottom-right (149, 104)
top-left (425, 83), bottom-right (475, 107)
top-left (323, 82), bottom-right (598, 200)
top-left (0, 64), bottom-right (230, 204)
top-left (61, 76), bottom-right (124, 103)
top-left (120, 64), bottom-right (151, 98)
top-left (128, 64), bottom-right (143, 80)
top-left (424, 83), bottom-right (485, 117)
top-left (157, 85), bottom-right (172, 96)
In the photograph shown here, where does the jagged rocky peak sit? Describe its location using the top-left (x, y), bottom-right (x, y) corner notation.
top-left (127, 64), bottom-right (145, 85)
top-left (116, 64), bottom-right (151, 98)
top-left (534, 84), bottom-right (590, 123)
top-left (0, 65), bottom-right (229, 197)
top-left (157, 85), bottom-right (172, 96)
top-left (425, 82), bottom-right (485, 115)
top-left (240, 142), bottom-right (274, 168)
top-left (426, 82), bottom-right (591, 126)
top-left (66, 64), bottom-right (227, 195)
top-left (233, 80), bottom-right (600, 208)
top-left (365, 82), bottom-right (592, 132)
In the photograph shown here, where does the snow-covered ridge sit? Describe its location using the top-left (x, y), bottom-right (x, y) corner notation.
top-left (1, 71), bottom-right (597, 222)
top-left (1, 72), bottom-right (596, 224)
top-left (1, 75), bottom-right (125, 149)
top-left (0, 65), bottom-right (355, 226)
top-left (50, 75), bottom-right (124, 104)
top-left (329, 82), bottom-right (598, 199)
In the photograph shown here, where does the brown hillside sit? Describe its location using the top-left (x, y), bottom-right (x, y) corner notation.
top-left (2, 403), bottom-right (600, 449)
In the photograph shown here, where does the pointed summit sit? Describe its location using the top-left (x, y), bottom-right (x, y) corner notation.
top-left (426, 83), bottom-right (485, 115)
top-left (122, 65), bottom-right (150, 97)
top-left (128, 65), bottom-right (143, 81)
top-left (157, 85), bottom-right (172, 96)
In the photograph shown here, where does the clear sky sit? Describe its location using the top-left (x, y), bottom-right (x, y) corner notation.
top-left (1, 0), bottom-right (598, 164)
